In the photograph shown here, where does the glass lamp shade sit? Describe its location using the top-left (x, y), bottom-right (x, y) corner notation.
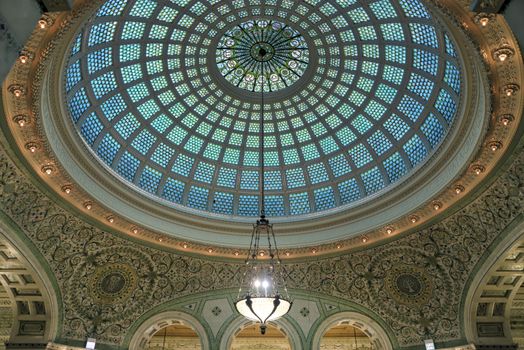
top-left (235, 295), bottom-right (292, 334)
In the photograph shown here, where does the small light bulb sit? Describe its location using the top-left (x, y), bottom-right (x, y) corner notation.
top-left (18, 120), bottom-right (25, 127)
top-left (433, 202), bottom-right (441, 210)
top-left (386, 227), bottom-right (393, 235)
top-left (498, 53), bottom-right (508, 62)
top-left (262, 280), bottom-right (269, 289)
top-left (19, 55), bottom-right (28, 64)
top-left (182, 243), bottom-right (188, 248)
top-left (107, 216), bottom-right (114, 223)
top-left (29, 145), bottom-right (36, 153)
top-left (361, 236), bottom-right (368, 243)
top-left (454, 185), bottom-right (464, 195)
top-left (13, 89), bottom-right (22, 97)
top-left (254, 280), bottom-right (261, 288)
top-left (285, 251), bottom-right (290, 257)
top-left (84, 202), bottom-right (92, 210)
top-left (62, 185), bottom-right (72, 194)
top-left (38, 19), bottom-right (47, 29)
top-left (410, 216), bottom-right (418, 224)
top-left (311, 248), bottom-right (317, 254)
top-left (132, 227), bottom-right (138, 234)
top-left (336, 244), bottom-right (342, 249)
top-left (207, 247), bottom-right (213, 253)
top-left (479, 17), bottom-right (489, 27)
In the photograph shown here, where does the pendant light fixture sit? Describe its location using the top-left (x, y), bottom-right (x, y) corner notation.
top-left (235, 50), bottom-right (292, 334)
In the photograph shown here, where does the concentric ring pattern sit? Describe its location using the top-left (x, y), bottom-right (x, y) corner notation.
top-left (216, 19), bottom-right (309, 92)
top-left (65, 0), bottom-right (462, 219)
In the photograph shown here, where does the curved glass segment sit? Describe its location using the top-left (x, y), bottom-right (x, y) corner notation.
top-left (65, 0), bottom-right (462, 219)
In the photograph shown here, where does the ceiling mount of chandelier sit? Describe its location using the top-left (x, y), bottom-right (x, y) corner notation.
top-left (235, 58), bottom-right (291, 333)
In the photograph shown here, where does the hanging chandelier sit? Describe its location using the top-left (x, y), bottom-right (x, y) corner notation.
top-left (235, 47), bottom-right (292, 334)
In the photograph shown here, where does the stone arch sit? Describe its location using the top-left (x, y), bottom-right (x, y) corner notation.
top-left (464, 218), bottom-right (524, 346)
top-left (219, 316), bottom-right (302, 350)
top-left (0, 222), bottom-right (60, 347)
top-left (128, 311), bottom-right (209, 350)
top-left (311, 312), bottom-right (393, 350)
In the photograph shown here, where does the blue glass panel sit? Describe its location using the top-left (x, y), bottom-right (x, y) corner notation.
top-left (328, 154), bottom-right (351, 178)
top-left (338, 178), bottom-right (360, 204)
top-left (444, 61), bottom-right (461, 93)
top-left (91, 72), bottom-right (117, 99)
top-left (407, 73), bottom-right (434, 101)
top-left (80, 112), bottom-right (103, 145)
top-left (264, 171), bottom-right (282, 191)
top-left (212, 192), bottom-right (233, 214)
top-left (413, 49), bottom-right (438, 76)
top-left (308, 163), bottom-right (329, 184)
top-left (162, 178), bottom-right (185, 203)
top-left (362, 167), bottom-right (385, 194)
top-left (97, 0), bottom-right (127, 16)
top-left (117, 151), bottom-right (140, 182)
top-left (368, 131), bottom-right (393, 156)
top-left (445, 34), bottom-right (458, 57)
top-left (240, 171), bottom-right (259, 190)
top-left (403, 135), bottom-right (428, 166)
top-left (87, 47), bottom-right (112, 74)
top-left (101, 94), bottom-right (126, 121)
top-left (139, 166), bottom-right (162, 194)
top-left (398, 95), bottom-right (424, 122)
top-left (434, 89), bottom-right (457, 124)
top-left (399, 0), bottom-right (430, 18)
top-left (172, 153), bottom-right (194, 177)
top-left (238, 195), bottom-right (259, 216)
top-left (97, 134), bottom-right (120, 164)
top-left (151, 143), bottom-right (174, 167)
top-left (369, 0), bottom-right (396, 20)
top-left (264, 196), bottom-right (285, 217)
top-left (286, 168), bottom-right (306, 189)
top-left (314, 187), bottom-right (335, 211)
top-left (129, 0), bottom-right (157, 18)
top-left (289, 192), bottom-right (310, 215)
top-left (421, 114), bottom-right (444, 148)
top-left (349, 144), bottom-right (373, 168)
top-left (187, 185), bottom-right (209, 210)
top-left (217, 167), bottom-right (237, 188)
top-left (409, 23), bottom-right (437, 48)
top-left (69, 88), bottom-right (90, 122)
top-left (88, 21), bottom-right (117, 47)
top-left (131, 129), bottom-right (156, 155)
top-left (194, 162), bottom-right (215, 184)
top-left (66, 60), bottom-right (82, 92)
top-left (384, 114), bottom-right (409, 141)
top-left (384, 152), bottom-right (407, 182)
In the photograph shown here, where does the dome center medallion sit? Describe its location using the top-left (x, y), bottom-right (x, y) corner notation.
top-left (216, 20), bottom-right (309, 92)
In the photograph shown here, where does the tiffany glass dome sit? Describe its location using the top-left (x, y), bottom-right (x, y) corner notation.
top-left (65, 0), bottom-right (462, 220)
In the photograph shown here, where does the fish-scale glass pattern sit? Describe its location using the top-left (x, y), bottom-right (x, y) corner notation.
top-left (66, 0), bottom-right (462, 219)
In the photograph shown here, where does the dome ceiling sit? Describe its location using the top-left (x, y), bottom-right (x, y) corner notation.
top-left (65, 0), bottom-right (462, 220)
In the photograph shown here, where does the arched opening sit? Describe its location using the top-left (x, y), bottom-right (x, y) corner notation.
top-left (312, 312), bottom-right (392, 350)
top-left (320, 322), bottom-right (373, 350)
top-left (0, 226), bottom-right (59, 347)
top-left (128, 311), bottom-right (209, 350)
top-left (147, 323), bottom-right (201, 349)
top-left (0, 284), bottom-right (14, 350)
top-left (230, 322), bottom-right (291, 350)
top-left (464, 220), bottom-right (524, 347)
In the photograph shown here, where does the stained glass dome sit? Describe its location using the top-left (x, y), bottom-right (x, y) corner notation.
top-left (65, 0), bottom-right (462, 219)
